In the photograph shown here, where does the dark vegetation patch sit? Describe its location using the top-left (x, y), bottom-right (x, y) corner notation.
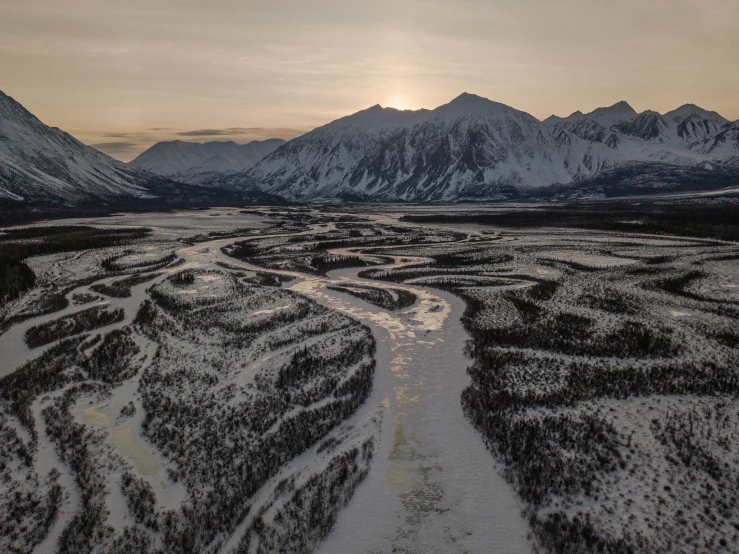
top-left (0, 226), bottom-right (151, 263)
top-left (128, 271), bottom-right (378, 551)
top-left (358, 267), bottom-right (452, 283)
top-left (120, 472), bottom-right (158, 530)
top-left (84, 329), bottom-right (141, 383)
top-left (649, 270), bottom-right (707, 300)
top-left (310, 253), bottom-right (373, 276)
top-left (72, 292), bottom-right (101, 305)
top-left (0, 225), bottom-right (152, 325)
top-left (432, 251), bottom-right (512, 267)
top-left (0, 258), bottom-right (36, 306)
top-left (579, 288), bottom-right (640, 315)
top-left (464, 290), bottom-right (677, 359)
top-left (707, 252), bottom-right (739, 261)
top-left (90, 272), bottom-right (161, 298)
top-left (24, 306), bottom-right (125, 348)
top-left (235, 439), bottom-right (374, 553)
top-left (402, 202), bottom-right (739, 242)
top-left (328, 285), bottom-right (416, 311)
top-left (244, 272), bottom-right (294, 287)
top-left (101, 252), bottom-right (176, 273)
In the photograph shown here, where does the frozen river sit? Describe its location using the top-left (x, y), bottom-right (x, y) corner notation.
top-left (1, 213), bottom-right (531, 553)
top-left (179, 232), bottom-right (531, 553)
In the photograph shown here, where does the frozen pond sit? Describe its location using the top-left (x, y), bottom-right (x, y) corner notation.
top-left (82, 404), bottom-right (161, 476)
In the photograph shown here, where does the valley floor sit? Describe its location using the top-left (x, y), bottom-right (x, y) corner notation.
top-left (1, 205), bottom-right (738, 553)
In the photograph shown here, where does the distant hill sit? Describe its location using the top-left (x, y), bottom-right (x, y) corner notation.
top-left (130, 139), bottom-right (285, 185)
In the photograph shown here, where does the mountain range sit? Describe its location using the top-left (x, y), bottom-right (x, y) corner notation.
top-left (243, 93), bottom-right (738, 201)
top-left (1, 89), bottom-right (737, 207)
top-left (129, 138), bottom-right (285, 185)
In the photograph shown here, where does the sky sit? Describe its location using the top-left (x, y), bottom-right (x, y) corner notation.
top-left (1, 0), bottom-right (737, 162)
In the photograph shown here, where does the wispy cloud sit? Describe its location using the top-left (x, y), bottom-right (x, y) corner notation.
top-left (177, 129), bottom-right (239, 137)
top-left (177, 127), bottom-right (305, 137)
top-left (101, 132), bottom-right (151, 139)
top-left (91, 141), bottom-right (138, 155)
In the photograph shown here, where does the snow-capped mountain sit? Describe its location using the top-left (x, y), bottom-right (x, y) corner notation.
top-left (250, 93), bottom-right (599, 201)
top-left (130, 139), bottom-right (285, 185)
top-left (0, 89), bottom-right (161, 204)
top-left (0, 90), bottom-right (283, 207)
top-left (543, 101), bottom-right (637, 128)
top-left (248, 94), bottom-right (738, 201)
top-left (2, 88), bottom-right (737, 206)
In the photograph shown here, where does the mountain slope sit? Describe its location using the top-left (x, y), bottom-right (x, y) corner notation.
top-left (248, 94), bottom-right (738, 201)
top-left (0, 90), bottom-right (159, 204)
top-left (130, 139), bottom-right (285, 184)
top-left (250, 93), bottom-right (606, 201)
top-left (0, 90), bottom-right (290, 208)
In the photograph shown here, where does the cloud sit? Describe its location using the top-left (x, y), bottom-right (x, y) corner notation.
top-left (91, 141), bottom-right (138, 155)
top-left (177, 127), bottom-right (260, 137)
top-left (101, 132), bottom-right (142, 139)
top-left (177, 127), bottom-right (306, 138)
top-left (177, 129), bottom-right (232, 137)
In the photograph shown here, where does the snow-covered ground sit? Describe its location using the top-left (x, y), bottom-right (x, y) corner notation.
top-left (1, 206), bottom-right (738, 553)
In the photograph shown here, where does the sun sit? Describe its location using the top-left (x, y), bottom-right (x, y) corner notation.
top-left (387, 94), bottom-right (412, 111)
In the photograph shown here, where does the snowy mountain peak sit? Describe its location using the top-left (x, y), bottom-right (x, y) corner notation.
top-left (436, 93), bottom-right (519, 118)
top-left (586, 101), bottom-right (637, 127)
top-left (543, 115), bottom-right (563, 125)
top-left (448, 92), bottom-right (493, 106)
top-left (664, 104), bottom-right (728, 125)
top-left (546, 101), bottom-right (637, 128)
top-left (611, 100), bottom-right (634, 110)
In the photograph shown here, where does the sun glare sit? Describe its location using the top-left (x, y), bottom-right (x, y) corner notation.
top-left (387, 95), bottom-right (411, 111)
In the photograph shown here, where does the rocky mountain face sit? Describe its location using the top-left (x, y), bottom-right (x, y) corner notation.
top-left (246, 94), bottom-right (738, 201)
top-left (130, 138), bottom-right (285, 185)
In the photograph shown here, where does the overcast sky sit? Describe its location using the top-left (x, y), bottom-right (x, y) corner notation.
top-left (2, 0), bottom-right (737, 161)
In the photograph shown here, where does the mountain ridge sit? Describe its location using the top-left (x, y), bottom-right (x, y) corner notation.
top-left (244, 95), bottom-right (737, 201)
top-left (1, 89), bottom-right (737, 206)
top-left (130, 138), bottom-right (286, 185)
